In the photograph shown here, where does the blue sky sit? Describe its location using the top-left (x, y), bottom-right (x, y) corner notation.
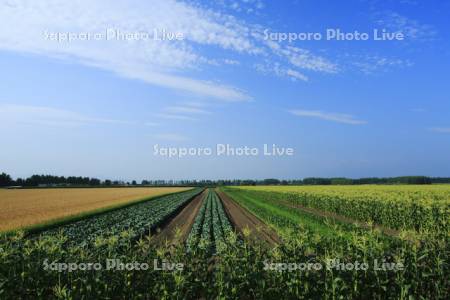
top-left (0, 0), bottom-right (449, 181)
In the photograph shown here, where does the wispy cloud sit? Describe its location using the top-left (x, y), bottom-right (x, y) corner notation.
top-left (278, 46), bottom-right (338, 74)
top-left (430, 127), bottom-right (450, 134)
top-left (375, 11), bottom-right (437, 41)
top-left (154, 102), bottom-right (212, 122)
top-left (215, 0), bottom-right (265, 14)
top-left (155, 113), bottom-right (198, 121)
top-left (223, 59), bottom-right (240, 65)
top-left (183, 101), bottom-right (210, 108)
top-left (350, 54), bottom-right (413, 74)
top-left (0, 104), bottom-right (134, 127)
top-left (0, 0), bottom-right (255, 101)
top-left (255, 62), bottom-right (308, 81)
top-left (0, 0), bottom-right (341, 102)
top-left (285, 69), bottom-right (309, 82)
top-left (164, 106), bottom-right (211, 115)
top-left (153, 133), bottom-right (189, 142)
top-left (289, 109), bottom-right (367, 125)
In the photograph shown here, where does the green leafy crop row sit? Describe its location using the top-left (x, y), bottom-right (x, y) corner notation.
top-left (186, 189), bottom-right (234, 253)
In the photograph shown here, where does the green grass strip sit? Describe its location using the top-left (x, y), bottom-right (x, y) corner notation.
top-left (224, 188), bottom-right (353, 238)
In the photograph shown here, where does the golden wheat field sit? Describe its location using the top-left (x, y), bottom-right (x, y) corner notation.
top-left (0, 187), bottom-right (190, 231)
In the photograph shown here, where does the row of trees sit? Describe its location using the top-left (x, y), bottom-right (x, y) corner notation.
top-left (170, 176), bottom-right (450, 186)
top-left (1, 172), bottom-right (450, 188)
top-left (223, 176), bottom-right (450, 186)
top-left (0, 173), bottom-right (133, 187)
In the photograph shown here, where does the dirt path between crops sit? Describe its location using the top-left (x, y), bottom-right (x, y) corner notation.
top-left (275, 199), bottom-right (400, 237)
top-left (216, 189), bottom-right (281, 246)
top-left (152, 189), bottom-right (207, 246)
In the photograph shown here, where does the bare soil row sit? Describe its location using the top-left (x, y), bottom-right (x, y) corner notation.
top-left (152, 189), bottom-right (208, 246)
top-left (152, 189), bottom-right (281, 246)
top-left (215, 189), bottom-right (281, 246)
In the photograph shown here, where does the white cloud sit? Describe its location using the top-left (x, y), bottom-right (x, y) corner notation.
top-left (285, 69), bottom-right (309, 82)
top-left (430, 127), bottom-right (450, 134)
top-left (216, 0), bottom-right (265, 14)
top-left (375, 11), bottom-right (436, 41)
top-left (0, 104), bottom-right (134, 126)
top-left (280, 46), bottom-right (338, 74)
top-left (289, 109), bottom-right (367, 125)
top-left (0, 0), bottom-right (255, 101)
top-left (182, 101), bottom-right (210, 108)
top-left (350, 54), bottom-right (413, 74)
top-left (155, 102), bottom-right (212, 122)
top-left (0, 0), bottom-right (340, 102)
top-left (257, 35), bottom-right (339, 74)
top-left (165, 106), bottom-right (211, 115)
top-left (153, 133), bottom-right (189, 141)
top-left (255, 62), bottom-right (309, 81)
top-left (155, 113), bottom-right (198, 121)
top-left (118, 68), bottom-right (251, 101)
top-left (223, 59), bottom-right (240, 65)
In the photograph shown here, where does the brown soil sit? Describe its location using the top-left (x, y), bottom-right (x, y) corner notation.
top-left (216, 189), bottom-right (281, 246)
top-left (152, 189), bottom-right (207, 246)
top-left (276, 199), bottom-right (400, 237)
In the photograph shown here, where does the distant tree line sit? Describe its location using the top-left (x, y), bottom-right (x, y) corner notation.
top-left (1, 172), bottom-right (450, 188)
top-left (219, 176), bottom-right (450, 186)
top-left (0, 173), bottom-right (104, 187)
top-left (180, 176), bottom-right (450, 186)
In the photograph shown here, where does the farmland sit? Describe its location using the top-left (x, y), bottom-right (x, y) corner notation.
top-left (0, 187), bottom-right (191, 232)
top-left (0, 185), bottom-right (448, 299)
top-left (228, 185), bottom-right (450, 232)
top-left (38, 188), bottom-right (203, 249)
